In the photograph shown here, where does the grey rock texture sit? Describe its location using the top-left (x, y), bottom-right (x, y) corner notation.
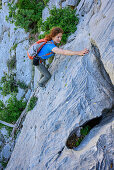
top-left (0, 0), bottom-right (33, 102)
top-left (42, 0), bottom-right (114, 85)
top-left (0, 1), bottom-right (33, 168)
top-left (0, 0), bottom-right (112, 169)
top-left (6, 0), bottom-right (114, 169)
top-left (42, 0), bottom-right (61, 21)
top-left (0, 128), bottom-right (14, 169)
top-left (89, 0), bottom-right (114, 85)
top-left (66, 0), bottom-right (80, 6)
top-left (77, 0), bottom-right (114, 84)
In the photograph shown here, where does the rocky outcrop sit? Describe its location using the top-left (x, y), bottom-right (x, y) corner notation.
top-left (42, 0), bottom-right (114, 85)
top-left (0, 1), bottom-right (33, 169)
top-left (6, 0), bottom-right (114, 169)
top-left (66, 0), bottom-right (80, 6)
top-left (42, 0), bottom-right (61, 21)
top-left (0, 0), bottom-right (33, 102)
top-left (78, 0), bottom-right (114, 84)
top-left (0, 127), bottom-right (14, 169)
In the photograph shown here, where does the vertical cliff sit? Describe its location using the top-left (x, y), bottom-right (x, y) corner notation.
top-left (0, 0), bottom-right (33, 168)
top-left (0, 0), bottom-right (33, 103)
top-left (0, 0), bottom-right (113, 169)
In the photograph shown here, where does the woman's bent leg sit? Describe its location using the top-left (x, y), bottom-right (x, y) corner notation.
top-left (37, 63), bottom-right (51, 87)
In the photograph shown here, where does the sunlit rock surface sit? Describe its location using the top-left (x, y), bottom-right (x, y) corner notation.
top-left (0, 0), bottom-right (32, 102)
top-left (1, 0), bottom-right (114, 169)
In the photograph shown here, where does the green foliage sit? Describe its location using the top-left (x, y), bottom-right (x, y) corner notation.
top-left (27, 96), bottom-right (38, 112)
top-left (7, 55), bottom-right (16, 70)
top-left (12, 43), bottom-right (18, 50)
top-left (1, 158), bottom-right (8, 169)
top-left (0, 100), bottom-right (5, 111)
top-left (17, 80), bottom-right (28, 89)
top-left (0, 94), bottom-right (27, 123)
top-left (0, 73), bottom-right (18, 96)
top-left (75, 125), bottom-right (91, 147)
top-left (6, 0), bottom-right (48, 33)
top-left (0, 73), bottom-right (29, 96)
top-left (48, 55), bottom-right (54, 64)
top-left (75, 136), bottom-right (83, 147)
top-left (66, 125), bottom-right (92, 149)
top-left (80, 125), bottom-right (91, 136)
top-left (42, 0), bottom-right (49, 6)
top-left (0, 0), bottom-right (2, 9)
top-left (0, 124), bottom-right (12, 136)
top-left (38, 6), bottom-right (79, 44)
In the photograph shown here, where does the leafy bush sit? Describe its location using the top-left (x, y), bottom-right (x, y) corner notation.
top-left (38, 6), bottom-right (79, 44)
top-left (1, 159), bottom-right (8, 169)
top-left (27, 96), bottom-right (38, 112)
top-left (0, 0), bottom-right (2, 9)
top-left (17, 80), bottom-right (28, 89)
top-left (75, 125), bottom-right (91, 147)
top-left (43, 0), bottom-right (49, 6)
top-left (48, 55), bottom-right (54, 64)
top-left (6, 0), bottom-right (49, 33)
top-left (11, 43), bottom-right (18, 50)
top-left (0, 73), bottom-right (18, 96)
top-left (0, 100), bottom-right (5, 111)
top-left (7, 55), bottom-right (16, 70)
top-left (80, 125), bottom-right (91, 136)
top-left (66, 125), bottom-right (91, 149)
top-left (0, 73), bottom-right (29, 96)
top-left (0, 94), bottom-right (27, 123)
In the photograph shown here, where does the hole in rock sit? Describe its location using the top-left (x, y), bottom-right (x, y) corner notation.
top-left (66, 116), bottom-right (102, 149)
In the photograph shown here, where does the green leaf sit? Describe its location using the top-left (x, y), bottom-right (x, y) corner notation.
top-left (39, 6), bottom-right (79, 44)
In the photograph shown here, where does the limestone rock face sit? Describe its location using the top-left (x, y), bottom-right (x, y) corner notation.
top-left (42, 0), bottom-right (114, 84)
top-left (42, 0), bottom-right (61, 21)
top-left (66, 0), bottom-right (80, 6)
top-left (0, 0), bottom-right (33, 101)
top-left (0, 128), bottom-right (14, 169)
top-left (89, 0), bottom-right (114, 85)
top-left (6, 0), bottom-right (114, 169)
top-left (0, 1), bottom-right (33, 168)
top-left (77, 0), bottom-right (114, 84)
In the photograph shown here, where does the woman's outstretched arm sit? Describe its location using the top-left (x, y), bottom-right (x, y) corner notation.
top-left (52, 47), bottom-right (89, 56)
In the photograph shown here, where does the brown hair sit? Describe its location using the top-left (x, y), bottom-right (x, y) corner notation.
top-left (45, 27), bottom-right (63, 41)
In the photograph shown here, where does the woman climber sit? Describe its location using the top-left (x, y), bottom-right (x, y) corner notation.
top-left (36, 27), bottom-right (89, 87)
